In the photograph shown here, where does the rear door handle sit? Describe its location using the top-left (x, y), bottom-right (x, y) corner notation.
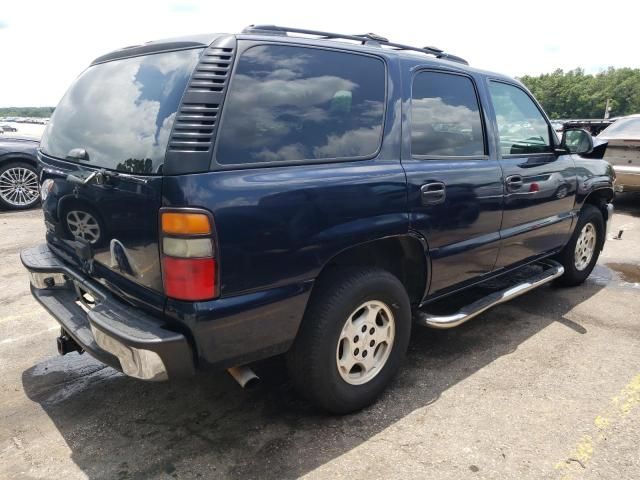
top-left (421, 182), bottom-right (446, 205)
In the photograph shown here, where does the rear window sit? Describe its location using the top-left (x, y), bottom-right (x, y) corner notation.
top-left (41, 49), bottom-right (202, 174)
top-left (215, 45), bottom-right (386, 165)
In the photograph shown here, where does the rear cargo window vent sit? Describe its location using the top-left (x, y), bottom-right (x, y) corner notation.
top-left (169, 103), bottom-right (220, 152)
top-left (188, 46), bottom-right (235, 93)
top-left (166, 38), bottom-right (237, 161)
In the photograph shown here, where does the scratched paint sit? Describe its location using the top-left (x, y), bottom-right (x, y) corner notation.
top-left (555, 373), bottom-right (640, 478)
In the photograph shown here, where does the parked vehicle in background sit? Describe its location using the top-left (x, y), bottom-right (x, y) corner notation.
top-left (563, 119), bottom-right (614, 136)
top-left (598, 114), bottom-right (640, 192)
top-left (1, 124), bottom-right (18, 133)
top-left (21, 25), bottom-right (614, 413)
top-left (0, 136), bottom-right (40, 210)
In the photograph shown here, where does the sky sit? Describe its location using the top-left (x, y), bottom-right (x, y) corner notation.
top-left (0, 0), bottom-right (638, 107)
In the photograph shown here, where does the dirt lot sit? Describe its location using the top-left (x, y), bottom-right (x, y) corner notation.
top-left (1, 196), bottom-right (639, 480)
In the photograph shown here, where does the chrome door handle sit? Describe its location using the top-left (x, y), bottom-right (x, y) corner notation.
top-left (505, 175), bottom-right (523, 192)
top-left (421, 182), bottom-right (446, 205)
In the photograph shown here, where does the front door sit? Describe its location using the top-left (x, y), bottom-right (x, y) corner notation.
top-left (402, 68), bottom-right (504, 295)
top-left (487, 80), bottom-right (576, 267)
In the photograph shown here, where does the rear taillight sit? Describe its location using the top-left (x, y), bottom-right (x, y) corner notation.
top-left (160, 209), bottom-right (218, 301)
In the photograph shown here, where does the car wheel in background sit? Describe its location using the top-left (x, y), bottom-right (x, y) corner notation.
top-left (287, 267), bottom-right (411, 414)
top-left (0, 161), bottom-right (40, 210)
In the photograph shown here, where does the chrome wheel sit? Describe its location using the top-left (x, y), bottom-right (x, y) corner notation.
top-left (574, 222), bottom-right (596, 271)
top-left (0, 166), bottom-right (39, 207)
top-left (336, 300), bottom-right (395, 386)
top-left (66, 210), bottom-right (101, 244)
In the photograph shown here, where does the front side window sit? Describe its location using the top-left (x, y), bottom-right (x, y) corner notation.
top-left (216, 45), bottom-right (386, 165)
top-left (411, 71), bottom-right (485, 157)
top-left (41, 49), bottom-right (202, 174)
top-left (489, 81), bottom-right (551, 155)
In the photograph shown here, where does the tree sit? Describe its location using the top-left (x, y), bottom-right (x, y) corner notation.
top-left (519, 68), bottom-right (640, 119)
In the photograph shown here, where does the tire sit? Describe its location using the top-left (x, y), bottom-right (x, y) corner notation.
top-left (554, 204), bottom-right (605, 286)
top-left (0, 161), bottom-right (40, 210)
top-left (287, 267), bottom-right (411, 414)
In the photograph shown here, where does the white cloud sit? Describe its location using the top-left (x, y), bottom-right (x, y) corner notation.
top-left (0, 0), bottom-right (639, 107)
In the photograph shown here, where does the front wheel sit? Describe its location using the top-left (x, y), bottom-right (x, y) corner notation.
top-left (287, 268), bottom-right (411, 414)
top-left (555, 204), bottom-right (605, 286)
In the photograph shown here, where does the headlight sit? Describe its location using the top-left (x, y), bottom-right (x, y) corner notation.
top-left (40, 179), bottom-right (54, 202)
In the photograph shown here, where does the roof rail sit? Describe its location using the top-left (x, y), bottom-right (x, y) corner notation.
top-left (241, 25), bottom-right (468, 65)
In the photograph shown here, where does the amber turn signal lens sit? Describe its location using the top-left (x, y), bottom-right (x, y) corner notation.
top-left (161, 212), bottom-right (211, 235)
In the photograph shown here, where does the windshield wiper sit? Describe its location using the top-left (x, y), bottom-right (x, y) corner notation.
top-left (66, 168), bottom-right (149, 186)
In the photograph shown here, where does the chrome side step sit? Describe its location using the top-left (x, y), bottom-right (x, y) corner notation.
top-left (415, 259), bottom-right (564, 330)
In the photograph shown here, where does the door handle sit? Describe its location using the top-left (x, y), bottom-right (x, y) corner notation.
top-left (505, 175), bottom-right (523, 192)
top-left (421, 182), bottom-right (446, 205)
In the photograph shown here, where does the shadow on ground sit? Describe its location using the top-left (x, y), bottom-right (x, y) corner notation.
top-left (22, 277), bottom-right (605, 479)
top-left (613, 192), bottom-right (640, 218)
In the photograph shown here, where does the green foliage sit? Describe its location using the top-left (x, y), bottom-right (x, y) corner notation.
top-left (0, 107), bottom-right (54, 118)
top-left (519, 68), bottom-right (640, 119)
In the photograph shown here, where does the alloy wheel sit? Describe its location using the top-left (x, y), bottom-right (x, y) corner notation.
top-left (336, 300), bottom-right (395, 385)
top-left (574, 222), bottom-right (596, 271)
top-left (0, 167), bottom-right (39, 207)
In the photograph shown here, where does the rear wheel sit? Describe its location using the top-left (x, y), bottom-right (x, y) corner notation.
top-left (0, 161), bottom-right (40, 210)
top-left (287, 268), bottom-right (411, 414)
top-left (555, 204), bottom-right (605, 286)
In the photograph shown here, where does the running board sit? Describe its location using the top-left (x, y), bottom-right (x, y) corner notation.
top-left (415, 259), bottom-right (564, 330)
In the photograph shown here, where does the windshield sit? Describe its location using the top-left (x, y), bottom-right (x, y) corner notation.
top-left (41, 48), bottom-right (202, 174)
top-left (599, 117), bottom-right (640, 139)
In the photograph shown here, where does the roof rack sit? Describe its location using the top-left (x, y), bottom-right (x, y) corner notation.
top-left (242, 25), bottom-right (469, 65)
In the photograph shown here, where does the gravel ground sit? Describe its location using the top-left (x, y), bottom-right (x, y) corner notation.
top-left (0, 195), bottom-right (639, 480)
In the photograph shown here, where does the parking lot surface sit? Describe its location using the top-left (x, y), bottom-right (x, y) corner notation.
top-left (1, 196), bottom-right (639, 480)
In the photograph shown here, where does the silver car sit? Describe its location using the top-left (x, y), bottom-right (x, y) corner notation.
top-left (598, 114), bottom-right (640, 192)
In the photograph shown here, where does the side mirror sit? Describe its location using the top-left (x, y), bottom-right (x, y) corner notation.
top-left (560, 128), bottom-right (594, 155)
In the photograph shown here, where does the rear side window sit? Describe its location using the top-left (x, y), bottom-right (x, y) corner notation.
top-left (411, 71), bottom-right (485, 157)
top-left (489, 81), bottom-right (551, 155)
top-left (41, 49), bottom-right (202, 174)
top-left (216, 45), bottom-right (386, 165)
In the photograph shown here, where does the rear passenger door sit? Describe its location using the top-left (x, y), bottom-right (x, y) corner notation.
top-left (402, 68), bottom-right (504, 295)
top-left (487, 81), bottom-right (576, 268)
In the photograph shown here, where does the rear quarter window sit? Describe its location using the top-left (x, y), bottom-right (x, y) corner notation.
top-left (215, 45), bottom-right (386, 165)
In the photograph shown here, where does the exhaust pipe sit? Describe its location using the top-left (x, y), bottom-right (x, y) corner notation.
top-left (227, 365), bottom-right (260, 389)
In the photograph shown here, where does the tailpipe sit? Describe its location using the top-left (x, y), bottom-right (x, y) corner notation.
top-left (227, 365), bottom-right (260, 389)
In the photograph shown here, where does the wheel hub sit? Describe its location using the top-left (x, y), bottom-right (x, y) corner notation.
top-left (574, 222), bottom-right (596, 271)
top-left (336, 300), bottom-right (395, 385)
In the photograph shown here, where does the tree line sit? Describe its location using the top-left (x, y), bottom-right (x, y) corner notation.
top-left (0, 107), bottom-right (54, 118)
top-left (520, 67), bottom-right (640, 120)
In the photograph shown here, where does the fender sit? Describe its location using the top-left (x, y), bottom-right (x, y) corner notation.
top-left (573, 158), bottom-right (615, 208)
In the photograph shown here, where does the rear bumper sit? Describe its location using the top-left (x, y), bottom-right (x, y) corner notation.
top-left (21, 244), bottom-right (195, 381)
top-left (613, 165), bottom-right (640, 192)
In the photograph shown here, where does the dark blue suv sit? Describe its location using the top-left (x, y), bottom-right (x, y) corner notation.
top-left (22, 26), bottom-right (614, 413)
